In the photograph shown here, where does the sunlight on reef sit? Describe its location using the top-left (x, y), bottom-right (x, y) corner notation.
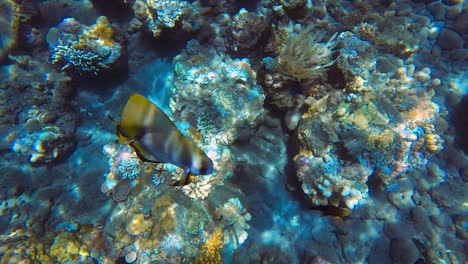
top-left (0, 0), bottom-right (466, 263)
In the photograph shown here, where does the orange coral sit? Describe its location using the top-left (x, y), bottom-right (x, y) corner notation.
top-left (86, 16), bottom-right (114, 46)
top-left (194, 228), bottom-right (224, 264)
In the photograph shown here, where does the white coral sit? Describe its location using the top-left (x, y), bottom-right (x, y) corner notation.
top-left (181, 176), bottom-right (212, 200)
top-left (215, 198), bottom-right (251, 249)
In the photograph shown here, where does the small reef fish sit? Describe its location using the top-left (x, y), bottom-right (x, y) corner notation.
top-left (108, 93), bottom-right (214, 185)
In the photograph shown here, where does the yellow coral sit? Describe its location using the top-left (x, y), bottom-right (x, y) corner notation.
top-left (132, 0), bottom-right (149, 20)
top-left (49, 232), bottom-right (86, 263)
top-left (367, 129), bottom-right (395, 150)
top-left (126, 213), bottom-right (152, 236)
top-left (0, 240), bottom-right (54, 263)
top-left (85, 16), bottom-right (114, 46)
top-left (151, 195), bottom-right (178, 233)
top-left (358, 22), bottom-right (377, 41)
top-left (412, 123), bottom-right (444, 154)
top-left (194, 228), bottom-right (224, 264)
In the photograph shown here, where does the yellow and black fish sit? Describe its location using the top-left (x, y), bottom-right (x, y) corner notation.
top-left (109, 93), bottom-right (214, 185)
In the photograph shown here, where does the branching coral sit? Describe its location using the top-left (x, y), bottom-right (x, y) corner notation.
top-left (47, 16), bottom-right (122, 75)
top-left (194, 228), bottom-right (224, 264)
top-left (51, 43), bottom-right (102, 74)
top-left (276, 25), bottom-right (339, 84)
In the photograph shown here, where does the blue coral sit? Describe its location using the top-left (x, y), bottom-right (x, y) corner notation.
top-left (117, 157), bottom-right (141, 180)
top-left (159, 234), bottom-right (183, 257)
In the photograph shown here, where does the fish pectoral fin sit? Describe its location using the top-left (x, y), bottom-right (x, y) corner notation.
top-left (124, 139), bottom-right (135, 145)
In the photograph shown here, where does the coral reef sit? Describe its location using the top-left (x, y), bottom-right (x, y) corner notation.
top-left (293, 76), bottom-right (446, 209)
top-left (47, 16), bottom-right (123, 75)
top-left (259, 23), bottom-right (340, 110)
top-left (171, 41), bottom-right (265, 145)
top-left (103, 185), bottom-right (216, 263)
top-left (0, 0), bottom-right (466, 263)
top-left (49, 232), bottom-right (93, 263)
top-left (128, 0), bottom-right (201, 37)
top-left (11, 125), bottom-right (74, 163)
top-left (182, 145), bottom-right (234, 199)
top-left (214, 198), bottom-right (251, 250)
top-left (0, 0), bottom-right (17, 62)
top-left (1, 55), bottom-right (77, 165)
top-left (194, 228), bottom-right (224, 264)
top-left (112, 179), bottom-right (132, 202)
top-left (225, 8), bottom-right (271, 54)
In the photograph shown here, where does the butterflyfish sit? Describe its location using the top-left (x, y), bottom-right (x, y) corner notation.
top-left (109, 93), bottom-right (214, 185)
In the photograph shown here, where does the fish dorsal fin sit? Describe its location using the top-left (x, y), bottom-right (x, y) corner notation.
top-left (120, 94), bottom-right (156, 138)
